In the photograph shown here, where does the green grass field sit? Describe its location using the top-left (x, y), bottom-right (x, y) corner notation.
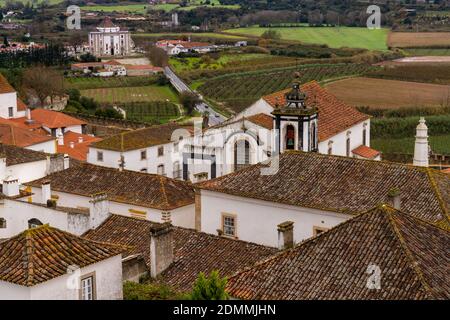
top-left (170, 53), bottom-right (274, 72)
top-left (224, 27), bottom-right (389, 51)
top-left (66, 76), bottom-right (157, 90)
top-left (81, 85), bottom-right (179, 104)
top-left (372, 135), bottom-right (450, 155)
top-left (80, 0), bottom-right (239, 13)
top-left (80, 4), bottom-right (150, 14)
top-left (123, 101), bottom-right (180, 123)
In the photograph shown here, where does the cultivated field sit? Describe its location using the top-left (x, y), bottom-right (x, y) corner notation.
top-left (325, 77), bottom-right (450, 109)
top-left (80, 85), bottom-right (178, 104)
top-left (224, 27), bottom-right (389, 51)
top-left (388, 32), bottom-right (450, 48)
top-left (123, 101), bottom-right (180, 123)
top-left (198, 63), bottom-right (372, 113)
top-left (66, 76), bottom-right (157, 90)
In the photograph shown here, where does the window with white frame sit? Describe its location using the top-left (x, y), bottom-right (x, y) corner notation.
top-left (0, 218), bottom-right (6, 228)
top-left (8, 107), bottom-right (13, 118)
top-left (80, 274), bottom-right (95, 300)
top-left (222, 214), bottom-right (236, 237)
top-left (97, 151), bottom-right (103, 162)
top-left (141, 150), bottom-right (147, 160)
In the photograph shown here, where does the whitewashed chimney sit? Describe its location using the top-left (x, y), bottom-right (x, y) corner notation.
top-left (149, 223), bottom-right (174, 278)
top-left (41, 180), bottom-right (51, 204)
top-left (2, 176), bottom-right (19, 197)
top-left (89, 192), bottom-right (110, 229)
top-left (57, 134), bottom-right (64, 146)
top-left (413, 117), bottom-right (429, 167)
top-left (78, 136), bottom-right (83, 143)
top-left (69, 141), bottom-right (75, 149)
top-left (388, 188), bottom-right (401, 210)
top-left (277, 221), bottom-right (294, 250)
top-left (63, 154), bottom-right (70, 170)
top-left (25, 108), bottom-right (32, 122)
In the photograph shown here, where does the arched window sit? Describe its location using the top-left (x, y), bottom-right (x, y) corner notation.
top-left (28, 218), bottom-right (43, 229)
top-left (157, 164), bottom-right (165, 176)
top-left (0, 218), bottom-right (6, 228)
top-left (346, 137), bottom-right (351, 157)
top-left (234, 140), bottom-right (250, 171)
top-left (285, 125), bottom-right (295, 150)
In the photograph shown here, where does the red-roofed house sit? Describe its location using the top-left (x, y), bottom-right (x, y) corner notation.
top-left (57, 131), bottom-right (102, 161)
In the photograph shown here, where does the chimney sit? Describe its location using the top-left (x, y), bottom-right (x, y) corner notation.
top-left (202, 113), bottom-right (209, 128)
top-left (89, 192), bottom-right (110, 229)
top-left (25, 108), bottom-right (33, 124)
top-left (149, 222), bottom-right (174, 278)
top-left (63, 154), bottom-right (70, 170)
top-left (57, 134), bottom-right (64, 146)
top-left (2, 176), bottom-right (19, 197)
top-left (413, 117), bottom-right (429, 167)
top-left (78, 136), bottom-right (83, 143)
top-left (41, 180), bottom-right (51, 204)
top-left (277, 221), bottom-right (294, 250)
top-left (69, 141), bottom-right (75, 149)
top-left (388, 188), bottom-right (401, 210)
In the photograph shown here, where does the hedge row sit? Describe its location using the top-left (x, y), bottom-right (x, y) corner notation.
top-left (371, 114), bottom-right (450, 138)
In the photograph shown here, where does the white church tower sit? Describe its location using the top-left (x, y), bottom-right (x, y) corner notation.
top-left (413, 117), bottom-right (429, 167)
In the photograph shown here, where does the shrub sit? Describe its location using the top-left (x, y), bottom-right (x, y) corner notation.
top-left (123, 281), bottom-right (182, 300)
top-left (189, 271), bottom-right (229, 300)
top-left (371, 115), bottom-right (450, 138)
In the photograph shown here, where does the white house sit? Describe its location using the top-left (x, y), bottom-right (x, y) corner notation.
top-left (0, 225), bottom-right (123, 300)
top-left (195, 151), bottom-right (449, 247)
top-left (0, 74), bottom-right (26, 119)
top-left (87, 123), bottom-right (192, 180)
top-left (22, 162), bottom-right (196, 228)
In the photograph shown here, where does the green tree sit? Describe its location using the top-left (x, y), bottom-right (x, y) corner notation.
top-left (179, 91), bottom-right (200, 116)
top-left (261, 29), bottom-right (281, 40)
top-left (190, 271), bottom-right (229, 300)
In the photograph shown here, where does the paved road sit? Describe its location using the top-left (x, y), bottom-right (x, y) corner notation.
top-left (164, 67), bottom-right (226, 126)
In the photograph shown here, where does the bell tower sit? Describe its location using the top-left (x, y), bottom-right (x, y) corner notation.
top-left (272, 78), bottom-right (319, 153)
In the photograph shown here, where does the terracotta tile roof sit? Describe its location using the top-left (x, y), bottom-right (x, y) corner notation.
top-left (98, 17), bottom-right (116, 28)
top-left (104, 59), bottom-right (123, 66)
top-left (0, 119), bottom-right (54, 147)
top-left (227, 205), bottom-right (450, 300)
top-left (443, 168), bottom-right (450, 174)
top-left (84, 214), bottom-right (277, 292)
top-left (16, 97), bottom-right (27, 111)
top-left (29, 109), bottom-right (86, 129)
top-left (0, 143), bottom-right (47, 166)
top-left (57, 131), bottom-right (102, 161)
top-left (71, 62), bottom-right (104, 69)
top-left (0, 73), bottom-right (15, 94)
top-left (25, 162), bottom-right (195, 210)
top-left (91, 123), bottom-right (192, 152)
top-left (0, 225), bottom-right (122, 287)
top-left (352, 145), bottom-right (381, 159)
top-left (262, 81), bottom-right (370, 141)
top-left (197, 151), bottom-right (450, 227)
top-left (246, 113), bottom-right (273, 130)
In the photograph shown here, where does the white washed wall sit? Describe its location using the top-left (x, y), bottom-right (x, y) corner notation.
top-left (200, 190), bottom-right (350, 247)
top-left (0, 255), bottom-right (123, 300)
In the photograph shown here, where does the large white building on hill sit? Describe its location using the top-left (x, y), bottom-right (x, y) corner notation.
top-left (89, 17), bottom-right (133, 57)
